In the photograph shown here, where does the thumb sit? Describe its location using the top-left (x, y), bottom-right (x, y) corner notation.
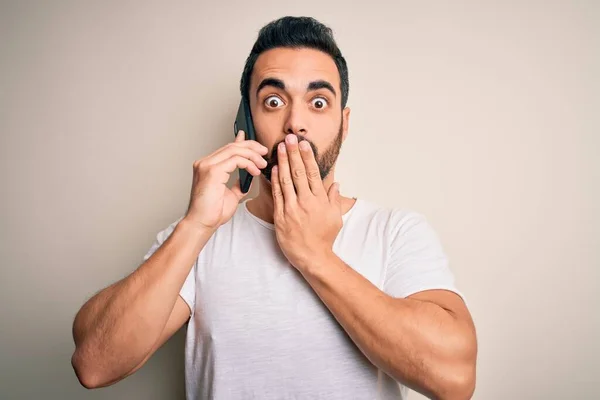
top-left (328, 182), bottom-right (341, 207)
top-left (230, 178), bottom-right (247, 202)
top-left (234, 129), bottom-right (246, 143)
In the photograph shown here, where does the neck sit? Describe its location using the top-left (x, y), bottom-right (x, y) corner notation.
top-left (245, 171), bottom-right (356, 225)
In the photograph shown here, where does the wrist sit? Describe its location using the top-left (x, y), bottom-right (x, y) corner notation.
top-left (178, 216), bottom-right (217, 240)
top-left (296, 249), bottom-right (338, 276)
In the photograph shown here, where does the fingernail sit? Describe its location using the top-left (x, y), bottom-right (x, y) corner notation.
top-left (278, 142), bottom-right (285, 152)
top-left (286, 134), bottom-right (297, 144)
top-left (299, 140), bottom-right (310, 151)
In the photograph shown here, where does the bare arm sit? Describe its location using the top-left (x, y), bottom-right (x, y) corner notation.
top-left (71, 219), bottom-right (213, 389)
top-left (300, 254), bottom-right (477, 400)
top-left (70, 131), bottom-right (267, 389)
top-left (89, 296), bottom-right (192, 388)
top-left (267, 132), bottom-right (476, 398)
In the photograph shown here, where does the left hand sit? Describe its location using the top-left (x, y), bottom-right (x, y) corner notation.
top-left (271, 134), bottom-right (343, 271)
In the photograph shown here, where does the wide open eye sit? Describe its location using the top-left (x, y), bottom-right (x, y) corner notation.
top-left (264, 95), bottom-right (284, 108)
top-left (311, 97), bottom-right (328, 110)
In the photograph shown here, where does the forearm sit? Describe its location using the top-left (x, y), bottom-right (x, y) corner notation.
top-left (299, 254), bottom-right (475, 399)
top-left (72, 218), bottom-right (212, 382)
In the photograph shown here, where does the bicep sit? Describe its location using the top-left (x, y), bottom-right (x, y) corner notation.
top-left (123, 295), bottom-right (191, 378)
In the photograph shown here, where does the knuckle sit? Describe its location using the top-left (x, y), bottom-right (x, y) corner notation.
top-left (283, 202), bottom-right (296, 215)
top-left (236, 157), bottom-right (249, 168)
top-left (307, 169), bottom-right (320, 180)
top-left (196, 160), bottom-right (207, 171)
top-left (292, 169), bottom-right (306, 179)
top-left (281, 176), bottom-right (293, 186)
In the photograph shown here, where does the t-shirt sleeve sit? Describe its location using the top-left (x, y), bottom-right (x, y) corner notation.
top-left (383, 211), bottom-right (464, 301)
top-left (143, 217), bottom-right (196, 316)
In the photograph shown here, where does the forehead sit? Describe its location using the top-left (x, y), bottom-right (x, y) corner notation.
top-left (250, 47), bottom-right (340, 92)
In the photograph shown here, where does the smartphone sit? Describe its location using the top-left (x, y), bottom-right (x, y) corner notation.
top-left (233, 97), bottom-right (258, 193)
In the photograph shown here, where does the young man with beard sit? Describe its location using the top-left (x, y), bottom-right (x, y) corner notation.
top-left (72, 16), bottom-right (477, 400)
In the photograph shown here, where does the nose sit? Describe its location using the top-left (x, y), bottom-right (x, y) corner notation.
top-left (283, 102), bottom-right (307, 136)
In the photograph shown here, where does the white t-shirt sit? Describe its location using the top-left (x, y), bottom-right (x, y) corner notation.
top-left (143, 198), bottom-right (462, 400)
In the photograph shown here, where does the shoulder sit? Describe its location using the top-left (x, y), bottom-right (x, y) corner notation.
top-left (353, 198), bottom-right (431, 240)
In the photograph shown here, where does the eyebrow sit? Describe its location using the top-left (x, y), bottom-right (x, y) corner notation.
top-left (307, 80), bottom-right (336, 97)
top-left (256, 78), bottom-right (286, 98)
top-left (256, 78), bottom-right (337, 99)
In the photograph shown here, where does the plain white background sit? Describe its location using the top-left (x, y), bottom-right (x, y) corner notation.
top-left (1, 1), bottom-right (598, 399)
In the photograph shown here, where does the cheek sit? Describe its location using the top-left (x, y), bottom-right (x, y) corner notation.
top-left (253, 112), bottom-right (283, 147)
top-left (315, 112), bottom-right (339, 132)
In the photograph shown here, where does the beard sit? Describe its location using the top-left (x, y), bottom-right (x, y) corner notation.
top-left (262, 122), bottom-right (344, 184)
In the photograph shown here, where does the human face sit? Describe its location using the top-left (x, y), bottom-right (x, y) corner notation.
top-left (248, 47), bottom-right (350, 183)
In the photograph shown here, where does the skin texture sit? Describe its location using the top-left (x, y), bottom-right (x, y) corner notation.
top-left (71, 46), bottom-right (477, 399)
top-left (246, 47), bottom-right (478, 399)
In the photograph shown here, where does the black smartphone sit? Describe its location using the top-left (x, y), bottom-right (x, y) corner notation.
top-left (233, 97), bottom-right (258, 193)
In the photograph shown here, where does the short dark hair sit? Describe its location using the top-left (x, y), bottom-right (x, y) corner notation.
top-left (239, 16), bottom-right (349, 109)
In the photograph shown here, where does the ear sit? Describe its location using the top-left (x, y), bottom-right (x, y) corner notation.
top-left (342, 107), bottom-right (351, 142)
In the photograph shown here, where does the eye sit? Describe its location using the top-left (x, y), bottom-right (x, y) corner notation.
top-left (264, 95), bottom-right (284, 108)
top-left (311, 97), bottom-right (328, 110)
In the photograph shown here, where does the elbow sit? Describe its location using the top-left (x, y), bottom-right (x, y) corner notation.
top-left (390, 359), bottom-right (476, 400)
top-left (440, 327), bottom-right (477, 399)
top-left (413, 365), bottom-right (475, 400)
top-left (443, 364), bottom-right (476, 400)
top-left (71, 349), bottom-right (115, 390)
top-left (427, 341), bottom-right (477, 399)
top-left (71, 351), bottom-right (99, 389)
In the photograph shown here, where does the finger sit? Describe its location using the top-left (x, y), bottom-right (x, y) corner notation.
top-left (206, 132), bottom-right (268, 160)
top-left (212, 155), bottom-right (263, 184)
top-left (245, 140), bottom-right (269, 155)
top-left (206, 146), bottom-right (268, 171)
top-left (271, 166), bottom-right (284, 221)
top-left (277, 141), bottom-right (297, 203)
top-left (299, 140), bottom-right (326, 197)
top-left (285, 135), bottom-right (311, 198)
top-left (234, 130), bottom-right (268, 154)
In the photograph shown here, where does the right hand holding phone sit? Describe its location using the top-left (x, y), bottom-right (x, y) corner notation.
top-left (184, 130), bottom-right (268, 230)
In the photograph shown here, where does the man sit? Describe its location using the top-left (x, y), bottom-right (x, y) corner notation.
top-left (71, 16), bottom-right (477, 400)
